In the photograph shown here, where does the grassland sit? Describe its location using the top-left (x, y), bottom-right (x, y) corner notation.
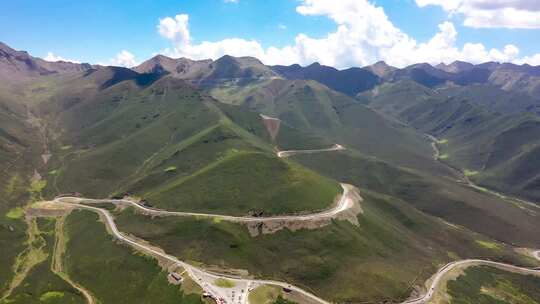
top-left (289, 150), bottom-right (540, 247)
top-left (145, 151), bottom-right (340, 215)
top-left (464, 170), bottom-right (479, 177)
top-left (214, 278), bottom-right (235, 288)
top-left (447, 266), bottom-right (540, 304)
top-left (113, 189), bottom-right (526, 303)
top-left (2, 64), bottom-right (540, 303)
top-left (361, 80), bottom-right (540, 201)
top-left (249, 285), bottom-right (281, 304)
top-left (1, 218), bottom-right (85, 304)
top-left (439, 153), bottom-right (450, 160)
top-left (5, 208), bottom-right (24, 220)
top-left (213, 78), bottom-right (444, 177)
top-left (0, 92), bottom-right (42, 295)
top-left (63, 209), bottom-right (204, 304)
top-left (475, 240), bottom-right (502, 251)
top-left (248, 286), bottom-right (297, 304)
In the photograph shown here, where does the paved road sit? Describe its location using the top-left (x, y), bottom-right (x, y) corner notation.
top-left (52, 146), bottom-right (360, 304)
top-left (49, 143), bottom-right (540, 304)
top-left (402, 258), bottom-right (540, 304)
top-left (54, 189), bottom-right (540, 304)
top-left (55, 183), bottom-right (357, 223)
top-left (277, 144), bottom-right (345, 158)
top-left (57, 202), bottom-right (331, 304)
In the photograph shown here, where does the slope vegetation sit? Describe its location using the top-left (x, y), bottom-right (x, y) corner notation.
top-left (211, 78), bottom-right (447, 176)
top-left (359, 80), bottom-right (540, 201)
top-left (144, 151), bottom-right (340, 216)
top-left (114, 190), bottom-right (530, 303)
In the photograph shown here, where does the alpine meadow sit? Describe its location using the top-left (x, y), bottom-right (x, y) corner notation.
top-left (1, 1), bottom-right (540, 304)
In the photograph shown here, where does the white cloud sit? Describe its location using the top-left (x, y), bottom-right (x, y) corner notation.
top-left (44, 52), bottom-right (80, 63)
top-left (416, 0), bottom-right (461, 11)
top-left (158, 14), bottom-right (191, 47)
top-left (156, 0), bottom-right (540, 68)
top-left (109, 50), bottom-right (137, 67)
top-left (416, 0), bottom-right (540, 28)
top-left (224, 0), bottom-right (239, 3)
top-left (278, 23), bottom-right (287, 30)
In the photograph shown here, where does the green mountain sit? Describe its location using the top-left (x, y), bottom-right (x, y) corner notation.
top-left (271, 62), bottom-right (380, 96)
top-left (359, 80), bottom-right (540, 201)
top-left (1, 42), bottom-right (540, 304)
top-left (209, 77), bottom-right (445, 175)
top-left (134, 54), bottom-right (279, 87)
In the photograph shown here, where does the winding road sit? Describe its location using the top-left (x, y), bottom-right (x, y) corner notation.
top-left (425, 134), bottom-right (540, 212)
top-left (49, 146), bottom-right (356, 304)
top-left (277, 144), bottom-right (345, 158)
top-left (36, 144), bottom-right (540, 304)
top-left (403, 258), bottom-right (540, 304)
top-left (54, 200), bottom-right (332, 304)
top-left (55, 183), bottom-right (358, 224)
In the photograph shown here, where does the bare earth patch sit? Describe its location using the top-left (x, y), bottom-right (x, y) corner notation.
top-left (260, 114), bottom-right (281, 141)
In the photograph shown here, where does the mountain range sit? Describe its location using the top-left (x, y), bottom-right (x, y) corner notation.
top-left (1, 41), bottom-right (540, 304)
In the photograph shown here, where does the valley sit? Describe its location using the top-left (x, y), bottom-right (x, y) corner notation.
top-left (1, 40), bottom-right (540, 304)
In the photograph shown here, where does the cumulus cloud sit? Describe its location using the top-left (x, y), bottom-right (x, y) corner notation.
top-left (156, 0), bottom-right (540, 68)
top-left (416, 0), bottom-right (540, 28)
top-left (109, 50), bottom-right (137, 67)
top-left (158, 14), bottom-right (191, 47)
top-left (44, 52), bottom-right (80, 63)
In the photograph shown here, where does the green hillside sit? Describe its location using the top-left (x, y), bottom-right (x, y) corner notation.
top-left (289, 150), bottom-right (540, 247)
top-left (211, 78), bottom-right (447, 176)
top-left (1, 218), bottom-right (85, 304)
top-left (447, 266), bottom-right (540, 304)
top-left (360, 80), bottom-right (540, 201)
top-left (0, 83), bottom-right (46, 295)
top-left (1, 44), bottom-right (540, 304)
top-left (144, 151), bottom-right (340, 215)
top-left (114, 191), bottom-right (529, 303)
top-left (64, 210), bottom-right (202, 304)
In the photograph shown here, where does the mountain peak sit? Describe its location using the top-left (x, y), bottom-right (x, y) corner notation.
top-left (0, 41), bottom-right (28, 57)
top-left (0, 41), bottom-right (91, 82)
top-left (0, 41), bottom-right (15, 52)
top-left (365, 61), bottom-right (396, 78)
top-left (436, 61), bottom-right (474, 73)
top-left (216, 55), bottom-right (264, 66)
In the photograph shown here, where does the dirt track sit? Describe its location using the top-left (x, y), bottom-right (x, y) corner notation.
top-left (425, 134), bottom-right (540, 213)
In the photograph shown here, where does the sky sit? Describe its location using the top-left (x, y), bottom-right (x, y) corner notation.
top-left (1, 0), bottom-right (540, 68)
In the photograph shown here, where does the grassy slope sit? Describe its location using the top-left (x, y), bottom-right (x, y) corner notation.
top-left (145, 151), bottom-right (340, 215)
top-left (2, 218), bottom-right (85, 304)
top-left (32, 73), bottom-right (341, 215)
top-left (64, 209), bottom-right (203, 304)
top-left (0, 199), bottom-right (28, 295)
top-left (211, 78), bottom-right (448, 176)
top-left (114, 191), bottom-right (527, 303)
top-left (0, 82), bottom-right (44, 295)
top-left (290, 150), bottom-right (540, 247)
top-left (2, 68), bottom-right (539, 303)
top-left (448, 266), bottom-right (540, 304)
top-left (360, 80), bottom-right (540, 201)
top-left (43, 77), bottom-right (222, 198)
top-left (437, 84), bottom-right (539, 115)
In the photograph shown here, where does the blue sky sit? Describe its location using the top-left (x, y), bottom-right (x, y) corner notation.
top-left (1, 0), bottom-right (539, 68)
